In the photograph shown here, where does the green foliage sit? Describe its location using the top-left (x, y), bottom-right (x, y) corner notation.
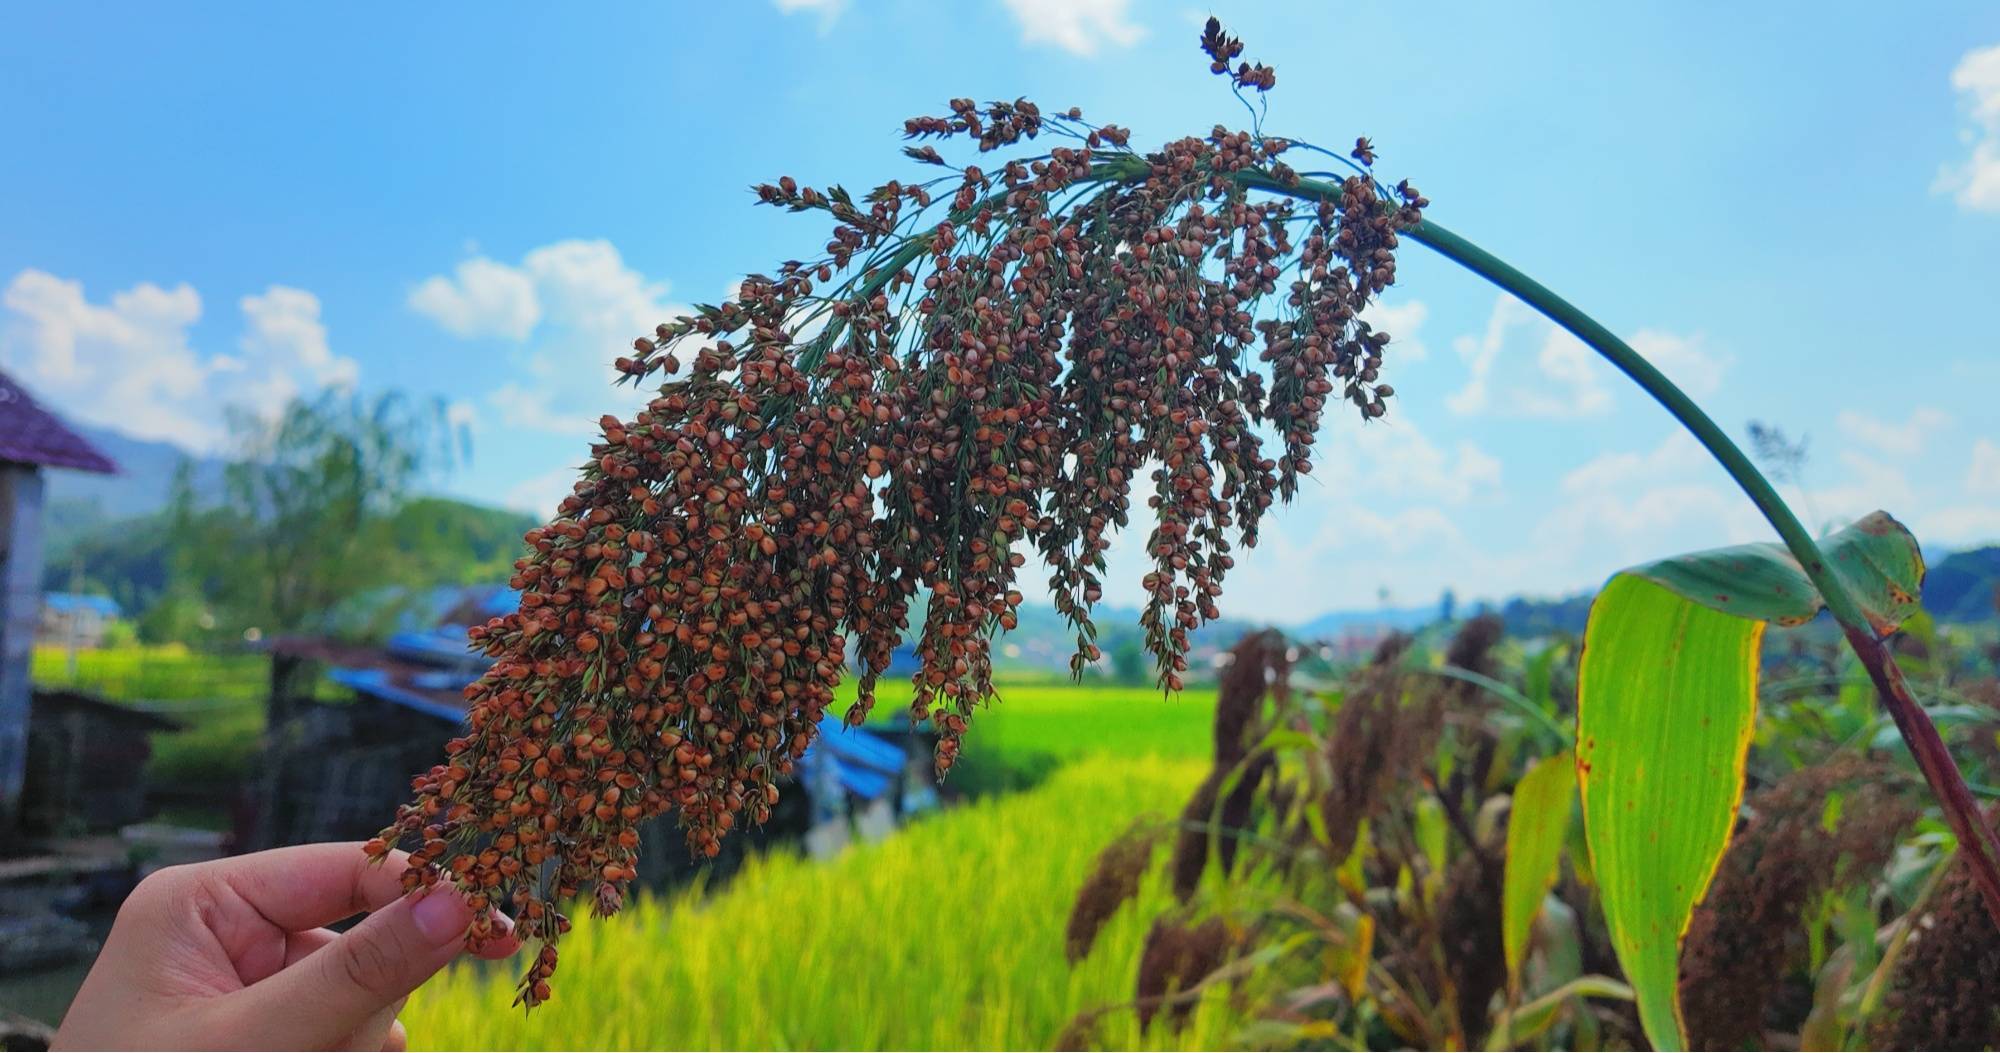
top-left (38, 508), bottom-right (176, 611)
top-left (1064, 625), bottom-right (1638, 1050)
top-left (1578, 514), bottom-right (1928, 1049)
top-left (147, 702), bottom-right (264, 790)
top-left (1578, 576), bottom-right (1763, 1050)
top-left (30, 643), bottom-right (266, 703)
top-left (1486, 976), bottom-right (1635, 1051)
top-left (371, 496), bottom-right (535, 587)
top-left (31, 643), bottom-right (271, 789)
top-left (170, 390), bottom-right (463, 636)
top-left (1503, 749), bottom-right (1574, 984)
top-left (841, 677), bottom-right (1218, 777)
top-left (1623, 511), bottom-right (1923, 632)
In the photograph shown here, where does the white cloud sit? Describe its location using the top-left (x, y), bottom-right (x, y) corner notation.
top-left (1310, 415), bottom-right (1503, 505)
top-left (0, 270), bottom-right (358, 451)
top-left (1836, 407), bottom-right (1952, 457)
top-left (1812, 450), bottom-right (1918, 528)
top-left (504, 465), bottom-right (581, 518)
top-left (517, 240), bottom-right (672, 346)
top-left (1921, 504), bottom-right (2000, 545)
top-left (487, 382), bottom-right (593, 436)
top-left (1628, 329), bottom-right (1727, 397)
top-left (410, 239), bottom-right (686, 436)
top-left (408, 256), bottom-right (541, 340)
top-left (1362, 298), bottom-right (1429, 363)
top-left (240, 285), bottom-right (358, 389)
top-left (1541, 482), bottom-right (1752, 555)
top-left (1937, 43), bottom-right (2000, 213)
top-left (1841, 443), bottom-right (1995, 546)
top-left (1528, 432), bottom-right (1765, 586)
top-left (1447, 295), bottom-right (1612, 417)
top-left (1038, 413), bottom-right (1502, 621)
top-left (1967, 438), bottom-right (2000, 495)
top-left (1560, 430), bottom-right (1707, 495)
top-left (1001, 0), bottom-right (1143, 56)
top-left (772, 0), bottom-right (845, 30)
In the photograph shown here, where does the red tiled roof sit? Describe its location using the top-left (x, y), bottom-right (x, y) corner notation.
top-left (0, 370), bottom-right (116, 473)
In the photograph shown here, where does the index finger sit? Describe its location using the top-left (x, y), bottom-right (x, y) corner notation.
top-left (197, 841), bottom-right (415, 933)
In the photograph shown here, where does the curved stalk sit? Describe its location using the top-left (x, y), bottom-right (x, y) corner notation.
top-left (1225, 163), bottom-right (2000, 922)
top-left (1401, 217), bottom-right (2000, 926)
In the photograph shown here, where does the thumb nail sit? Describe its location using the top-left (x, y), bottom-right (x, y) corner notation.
top-left (410, 889), bottom-right (472, 945)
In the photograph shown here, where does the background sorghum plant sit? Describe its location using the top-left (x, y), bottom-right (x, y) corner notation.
top-left (370, 20), bottom-right (1428, 1005)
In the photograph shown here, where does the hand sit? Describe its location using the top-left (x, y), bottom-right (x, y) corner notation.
top-left (53, 842), bottom-right (520, 1051)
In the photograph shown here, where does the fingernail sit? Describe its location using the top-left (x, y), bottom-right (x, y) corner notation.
top-left (410, 890), bottom-right (471, 945)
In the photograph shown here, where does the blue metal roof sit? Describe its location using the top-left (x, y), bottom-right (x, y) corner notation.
top-left (326, 666), bottom-right (470, 724)
top-left (43, 593), bottom-right (123, 618)
top-left (384, 628), bottom-right (492, 670)
top-left (802, 715), bottom-right (908, 801)
top-left (809, 715), bottom-right (906, 775)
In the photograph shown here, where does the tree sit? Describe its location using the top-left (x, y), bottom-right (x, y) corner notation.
top-left (171, 391), bottom-right (461, 636)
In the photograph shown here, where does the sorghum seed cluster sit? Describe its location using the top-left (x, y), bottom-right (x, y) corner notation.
top-left (370, 19), bottom-right (1425, 1007)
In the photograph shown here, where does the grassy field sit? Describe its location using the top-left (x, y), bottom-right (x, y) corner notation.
top-left (846, 678), bottom-right (1217, 793)
top-left (29, 640), bottom-right (1216, 798)
top-left (31, 643), bottom-right (269, 790)
top-left (30, 642), bottom-right (267, 701)
top-left (404, 757), bottom-right (1238, 1051)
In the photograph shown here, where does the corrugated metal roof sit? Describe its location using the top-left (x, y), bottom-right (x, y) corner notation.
top-left (0, 371), bottom-right (117, 474)
top-left (326, 666), bottom-right (471, 724)
top-left (43, 593), bottom-right (124, 618)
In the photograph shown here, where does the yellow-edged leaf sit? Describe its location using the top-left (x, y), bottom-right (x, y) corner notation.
top-left (1577, 574), bottom-right (1762, 1051)
top-left (1503, 749), bottom-right (1574, 983)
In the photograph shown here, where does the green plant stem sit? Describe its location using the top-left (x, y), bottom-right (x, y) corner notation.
top-left (1854, 845), bottom-right (1954, 1028)
top-left (1419, 665), bottom-right (1567, 750)
top-left (1399, 215), bottom-right (2000, 928)
top-left (1233, 160), bottom-right (2000, 925)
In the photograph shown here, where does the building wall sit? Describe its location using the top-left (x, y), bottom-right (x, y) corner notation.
top-left (36, 609), bottom-right (115, 649)
top-left (0, 465), bottom-right (46, 834)
top-left (21, 706), bottom-right (158, 832)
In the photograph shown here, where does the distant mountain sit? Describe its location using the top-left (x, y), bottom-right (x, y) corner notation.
top-left (1457, 544), bottom-right (2000, 641)
top-left (41, 424), bottom-right (226, 528)
top-left (1294, 604), bottom-right (1440, 639)
top-left (1484, 592), bottom-right (1594, 638)
top-left (1923, 546), bottom-right (2000, 623)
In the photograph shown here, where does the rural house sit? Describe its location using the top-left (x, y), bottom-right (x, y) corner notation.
top-left (19, 688), bottom-right (182, 833)
top-left (36, 593), bottom-right (124, 649)
top-left (0, 369), bottom-right (118, 840)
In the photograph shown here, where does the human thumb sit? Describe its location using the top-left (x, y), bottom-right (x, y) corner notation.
top-left (217, 888), bottom-right (473, 1050)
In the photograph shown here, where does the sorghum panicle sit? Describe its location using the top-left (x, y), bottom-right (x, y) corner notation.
top-left (370, 20), bottom-right (1424, 1006)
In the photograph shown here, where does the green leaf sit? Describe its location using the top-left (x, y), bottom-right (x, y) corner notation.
top-left (1414, 796), bottom-right (1449, 901)
top-left (1624, 511), bottom-right (1923, 633)
top-left (1503, 749), bottom-right (1574, 983)
top-left (1484, 974), bottom-right (1633, 1051)
top-left (1525, 642), bottom-right (1562, 708)
top-left (1577, 574), bottom-right (1763, 1051)
top-left (1575, 513), bottom-right (1928, 1049)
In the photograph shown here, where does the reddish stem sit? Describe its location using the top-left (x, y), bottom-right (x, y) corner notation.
top-left (1843, 625), bottom-right (2000, 920)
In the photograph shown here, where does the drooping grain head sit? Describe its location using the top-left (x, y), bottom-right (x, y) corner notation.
top-left (370, 18), bottom-right (1426, 1004)
top-left (1066, 819), bottom-right (1165, 964)
top-left (1679, 759), bottom-right (1917, 1050)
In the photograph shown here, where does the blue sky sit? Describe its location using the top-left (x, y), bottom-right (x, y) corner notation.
top-left (3, 1), bottom-right (1998, 623)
